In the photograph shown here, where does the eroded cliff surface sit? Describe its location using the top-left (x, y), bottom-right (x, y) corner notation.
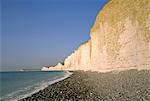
top-left (53, 0), bottom-right (150, 72)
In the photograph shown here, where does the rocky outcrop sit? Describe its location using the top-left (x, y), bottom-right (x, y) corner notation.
top-left (52, 0), bottom-right (150, 72)
top-left (41, 63), bottom-right (63, 71)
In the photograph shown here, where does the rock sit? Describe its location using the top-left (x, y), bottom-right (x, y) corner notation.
top-left (20, 70), bottom-right (150, 101)
top-left (52, 0), bottom-right (150, 72)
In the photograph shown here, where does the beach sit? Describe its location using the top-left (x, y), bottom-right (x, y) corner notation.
top-left (0, 71), bottom-right (67, 101)
top-left (20, 69), bottom-right (150, 101)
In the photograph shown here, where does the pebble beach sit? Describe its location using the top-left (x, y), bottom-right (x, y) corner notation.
top-left (20, 69), bottom-right (150, 101)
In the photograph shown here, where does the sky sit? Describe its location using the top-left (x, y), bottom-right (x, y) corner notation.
top-left (1, 0), bottom-right (108, 71)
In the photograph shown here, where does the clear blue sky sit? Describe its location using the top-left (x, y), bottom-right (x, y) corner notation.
top-left (1, 0), bottom-right (108, 71)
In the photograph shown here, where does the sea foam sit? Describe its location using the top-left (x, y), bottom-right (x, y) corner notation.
top-left (0, 71), bottom-right (72, 101)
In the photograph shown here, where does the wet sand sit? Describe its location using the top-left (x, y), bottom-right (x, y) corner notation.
top-left (20, 69), bottom-right (150, 101)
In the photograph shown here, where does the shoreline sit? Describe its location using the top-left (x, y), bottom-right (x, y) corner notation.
top-left (20, 69), bottom-right (150, 101)
top-left (17, 71), bottom-right (72, 101)
top-left (0, 71), bottom-right (72, 101)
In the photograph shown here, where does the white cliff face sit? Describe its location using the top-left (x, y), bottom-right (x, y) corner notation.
top-left (41, 63), bottom-right (63, 71)
top-left (53, 0), bottom-right (150, 72)
top-left (63, 0), bottom-right (150, 72)
top-left (64, 41), bottom-right (91, 71)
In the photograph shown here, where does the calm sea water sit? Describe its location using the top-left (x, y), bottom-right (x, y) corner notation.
top-left (0, 71), bottom-right (65, 101)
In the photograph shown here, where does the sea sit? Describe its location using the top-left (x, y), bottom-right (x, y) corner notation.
top-left (0, 71), bottom-right (70, 101)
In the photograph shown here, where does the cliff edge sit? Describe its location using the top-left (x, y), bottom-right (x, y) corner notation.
top-left (47, 0), bottom-right (150, 72)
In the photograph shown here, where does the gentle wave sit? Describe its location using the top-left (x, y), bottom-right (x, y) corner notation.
top-left (0, 71), bottom-right (72, 101)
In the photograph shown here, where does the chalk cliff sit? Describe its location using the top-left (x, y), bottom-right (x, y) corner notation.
top-left (41, 63), bottom-right (63, 71)
top-left (48, 0), bottom-right (150, 72)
